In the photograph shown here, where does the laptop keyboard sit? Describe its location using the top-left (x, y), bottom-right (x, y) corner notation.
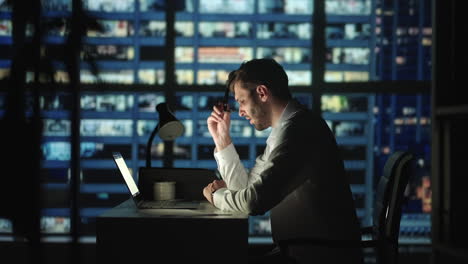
top-left (141, 200), bottom-right (176, 209)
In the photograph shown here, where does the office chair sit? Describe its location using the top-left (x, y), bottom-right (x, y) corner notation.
top-left (277, 151), bottom-right (414, 264)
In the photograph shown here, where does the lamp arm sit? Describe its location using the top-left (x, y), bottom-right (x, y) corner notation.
top-left (146, 122), bottom-right (160, 168)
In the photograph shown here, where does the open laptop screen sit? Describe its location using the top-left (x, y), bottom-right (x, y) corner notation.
top-left (113, 152), bottom-right (139, 197)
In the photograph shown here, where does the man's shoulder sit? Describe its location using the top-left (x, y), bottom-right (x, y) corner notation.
top-left (286, 106), bottom-right (321, 125)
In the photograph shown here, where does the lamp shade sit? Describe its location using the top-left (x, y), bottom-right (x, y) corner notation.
top-left (156, 103), bottom-right (184, 140)
top-left (146, 103), bottom-right (184, 168)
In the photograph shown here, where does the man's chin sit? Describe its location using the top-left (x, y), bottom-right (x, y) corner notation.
top-left (254, 124), bottom-right (269, 131)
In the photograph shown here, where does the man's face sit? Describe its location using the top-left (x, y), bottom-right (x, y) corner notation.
top-left (234, 83), bottom-right (270, 131)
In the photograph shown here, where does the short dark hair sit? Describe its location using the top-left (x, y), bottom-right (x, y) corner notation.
top-left (226, 58), bottom-right (292, 101)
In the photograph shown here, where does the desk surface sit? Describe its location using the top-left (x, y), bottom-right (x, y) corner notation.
top-left (100, 198), bottom-right (248, 220)
top-left (97, 199), bottom-right (249, 263)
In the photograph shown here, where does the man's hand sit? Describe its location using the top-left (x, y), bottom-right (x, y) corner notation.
top-left (212, 179), bottom-right (227, 190)
top-left (203, 180), bottom-right (227, 205)
top-left (203, 183), bottom-right (214, 204)
top-left (207, 103), bottom-right (232, 152)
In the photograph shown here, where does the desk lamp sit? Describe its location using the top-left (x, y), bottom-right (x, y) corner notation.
top-left (145, 102), bottom-right (184, 168)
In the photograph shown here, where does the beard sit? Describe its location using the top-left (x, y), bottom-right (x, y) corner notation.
top-left (249, 96), bottom-right (269, 131)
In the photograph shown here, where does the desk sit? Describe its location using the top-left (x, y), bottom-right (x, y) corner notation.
top-left (97, 199), bottom-right (249, 263)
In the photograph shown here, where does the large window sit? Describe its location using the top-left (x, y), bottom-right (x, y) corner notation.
top-left (0, 0), bottom-right (431, 246)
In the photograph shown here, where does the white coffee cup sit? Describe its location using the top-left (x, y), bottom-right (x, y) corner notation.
top-left (153, 181), bottom-right (176, 201)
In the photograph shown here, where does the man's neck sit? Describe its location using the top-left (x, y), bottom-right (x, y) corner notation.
top-left (270, 99), bottom-right (289, 128)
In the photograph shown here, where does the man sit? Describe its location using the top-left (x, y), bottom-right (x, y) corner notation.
top-left (203, 58), bottom-right (363, 264)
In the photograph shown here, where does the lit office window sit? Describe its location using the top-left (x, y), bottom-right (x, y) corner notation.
top-left (197, 70), bottom-right (229, 85)
top-left (139, 21), bottom-right (165, 37)
top-left (326, 47), bottom-right (370, 65)
top-left (322, 94), bottom-right (368, 113)
top-left (199, 0), bottom-right (254, 14)
top-left (325, 2), bottom-right (372, 83)
top-left (176, 22), bottom-right (195, 37)
top-left (327, 23), bottom-right (371, 40)
top-left (326, 0), bottom-right (371, 15)
top-left (230, 120), bottom-right (253, 138)
top-left (80, 119), bottom-right (133, 137)
top-left (257, 22), bottom-right (311, 39)
top-left (258, 0), bottom-right (313, 14)
top-left (25, 70), bottom-right (70, 83)
top-left (80, 69), bottom-right (135, 84)
top-left (83, 0), bottom-right (135, 12)
top-left (175, 47), bottom-right (194, 63)
top-left (0, 20), bottom-right (12, 36)
top-left (141, 69), bottom-right (194, 85)
top-left (174, 94), bottom-right (194, 111)
top-left (198, 22), bottom-right (252, 38)
top-left (286, 70), bottom-right (312, 85)
top-left (137, 93), bottom-right (165, 112)
top-left (137, 120), bottom-right (157, 137)
top-left (81, 94), bottom-right (134, 112)
top-left (197, 93), bottom-right (227, 112)
top-left (41, 217), bottom-right (71, 233)
top-left (87, 20), bottom-right (134, 37)
top-left (257, 47), bottom-right (311, 64)
top-left (176, 70), bottom-right (194, 85)
top-left (0, 218), bottom-right (13, 233)
top-left (198, 47), bottom-right (252, 63)
top-left (324, 71), bottom-right (370, 82)
top-left (0, 68), bottom-right (11, 80)
top-left (139, 21), bottom-right (194, 37)
top-left (43, 119), bottom-right (71, 137)
top-left (82, 45), bottom-right (135, 61)
top-left (42, 142), bottom-right (71, 161)
top-left (182, 119), bottom-right (194, 137)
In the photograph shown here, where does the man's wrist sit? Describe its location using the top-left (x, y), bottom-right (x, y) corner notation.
top-left (216, 139), bottom-right (232, 152)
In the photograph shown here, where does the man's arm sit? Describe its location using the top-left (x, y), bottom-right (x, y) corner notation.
top-left (212, 117), bottom-right (321, 215)
top-left (214, 143), bottom-right (249, 190)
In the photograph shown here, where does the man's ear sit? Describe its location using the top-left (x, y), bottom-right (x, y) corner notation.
top-left (256, 85), bottom-right (269, 102)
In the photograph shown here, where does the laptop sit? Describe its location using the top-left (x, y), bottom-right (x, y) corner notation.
top-left (112, 152), bottom-right (200, 209)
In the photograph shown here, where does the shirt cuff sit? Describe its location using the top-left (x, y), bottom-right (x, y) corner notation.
top-left (214, 143), bottom-right (239, 166)
top-left (212, 187), bottom-right (227, 209)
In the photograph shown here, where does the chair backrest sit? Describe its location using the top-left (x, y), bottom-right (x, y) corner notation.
top-left (372, 151), bottom-right (414, 243)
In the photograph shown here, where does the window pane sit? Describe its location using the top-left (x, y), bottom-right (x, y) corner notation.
top-left (199, 22), bottom-right (252, 38)
top-left (257, 47), bottom-right (311, 64)
top-left (257, 22), bottom-right (311, 39)
top-left (198, 47), bottom-right (252, 63)
top-left (87, 20), bottom-right (134, 37)
top-left (199, 0), bottom-right (254, 14)
top-left (83, 0), bottom-right (135, 12)
top-left (259, 0), bottom-right (313, 15)
top-left (326, 0), bottom-right (371, 15)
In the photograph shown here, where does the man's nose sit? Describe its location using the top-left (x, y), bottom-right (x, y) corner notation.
top-left (239, 108), bottom-right (245, 117)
